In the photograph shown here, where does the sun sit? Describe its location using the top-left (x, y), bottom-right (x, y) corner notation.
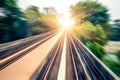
top-left (59, 12), bottom-right (75, 29)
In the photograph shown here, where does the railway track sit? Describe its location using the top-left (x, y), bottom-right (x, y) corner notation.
top-left (0, 30), bottom-right (119, 80)
top-left (0, 31), bottom-right (57, 70)
top-left (29, 32), bottom-right (65, 80)
top-left (0, 30), bottom-right (57, 59)
top-left (68, 32), bottom-right (118, 80)
top-left (30, 31), bottom-right (119, 80)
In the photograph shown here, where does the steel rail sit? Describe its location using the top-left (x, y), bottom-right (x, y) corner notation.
top-left (36, 33), bottom-right (65, 80)
top-left (0, 30), bottom-right (57, 59)
top-left (0, 32), bottom-right (57, 70)
top-left (70, 32), bottom-right (119, 80)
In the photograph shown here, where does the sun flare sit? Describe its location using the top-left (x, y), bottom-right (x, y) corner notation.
top-left (59, 12), bottom-right (75, 29)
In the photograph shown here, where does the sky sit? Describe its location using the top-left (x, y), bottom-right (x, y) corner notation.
top-left (18, 0), bottom-right (79, 13)
top-left (18, 0), bottom-right (120, 20)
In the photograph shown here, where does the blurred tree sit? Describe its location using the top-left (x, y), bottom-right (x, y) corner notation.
top-left (71, 1), bottom-right (120, 76)
top-left (0, 0), bottom-right (22, 17)
top-left (25, 6), bottom-right (41, 26)
top-left (25, 5), bottom-right (59, 34)
top-left (41, 14), bottom-right (60, 30)
top-left (110, 19), bottom-right (120, 41)
top-left (102, 54), bottom-right (120, 77)
top-left (75, 21), bottom-right (107, 45)
top-left (114, 19), bottom-right (120, 26)
top-left (115, 51), bottom-right (120, 59)
top-left (70, 0), bottom-right (110, 29)
top-left (86, 41), bottom-right (106, 59)
top-left (0, 0), bottom-right (23, 43)
top-left (24, 5), bottom-right (45, 35)
top-left (0, 2), bottom-right (59, 43)
top-left (70, 0), bottom-right (110, 45)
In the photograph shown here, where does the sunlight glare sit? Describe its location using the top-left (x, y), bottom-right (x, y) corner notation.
top-left (59, 12), bottom-right (75, 29)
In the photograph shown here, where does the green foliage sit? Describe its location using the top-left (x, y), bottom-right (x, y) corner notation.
top-left (71, 0), bottom-right (110, 45)
top-left (71, 1), bottom-right (120, 76)
top-left (0, 0), bottom-right (24, 43)
top-left (94, 25), bottom-right (108, 45)
top-left (86, 41), bottom-right (106, 59)
top-left (24, 5), bottom-right (46, 35)
top-left (0, 0), bottom-right (23, 26)
top-left (0, 3), bottom-right (59, 43)
top-left (24, 5), bottom-right (59, 35)
top-left (25, 5), bottom-right (41, 26)
top-left (70, 0), bottom-right (110, 26)
top-left (114, 51), bottom-right (120, 59)
top-left (76, 21), bottom-right (107, 45)
top-left (32, 27), bottom-right (45, 35)
top-left (86, 41), bottom-right (120, 77)
top-left (110, 23), bottom-right (120, 41)
top-left (0, 0), bottom-right (22, 29)
top-left (0, 0), bottom-right (22, 17)
top-left (101, 54), bottom-right (120, 77)
top-left (41, 14), bottom-right (60, 30)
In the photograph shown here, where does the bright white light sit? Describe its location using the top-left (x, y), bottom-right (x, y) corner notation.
top-left (59, 12), bottom-right (75, 29)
